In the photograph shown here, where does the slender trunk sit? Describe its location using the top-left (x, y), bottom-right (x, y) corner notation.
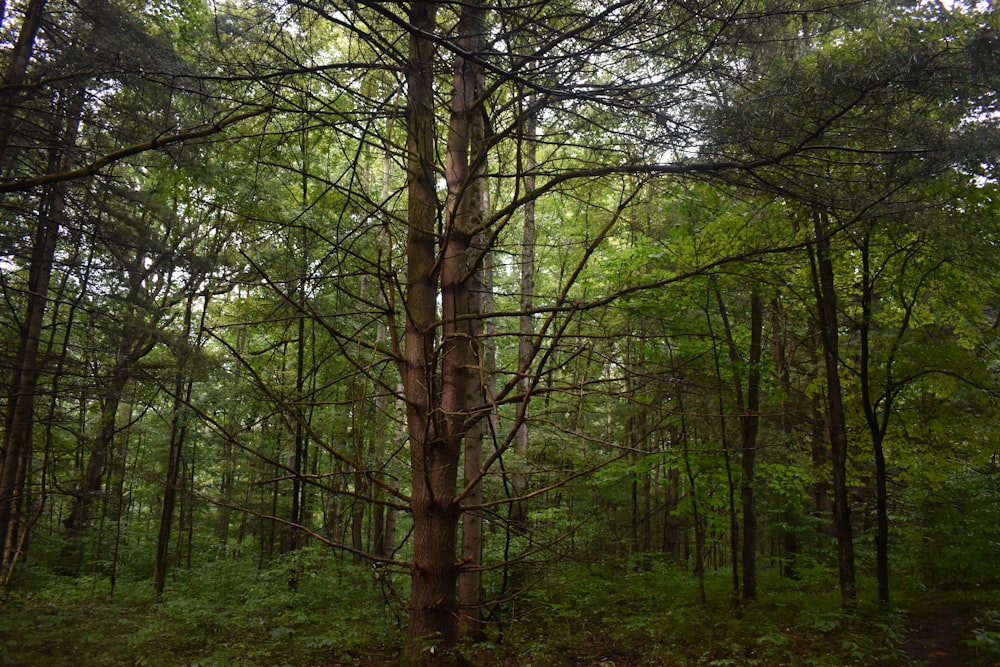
top-left (152, 296), bottom-right (195, 599)
top-left (809, 210), bottom-right (856, 604)
top-left (0, 89), bottom-right (84, 570)
top-left (806, 330), bottom-right (834, 529)
top-left (352, 468), bottom-right (365, 564)
top-left (663, 466), bottom-right (682, 563)
top-left (217, 327), bottom-right (245, 553)
top-left (109, 403), bottom-right (134, 596)
top-left (0, 0), bottom-right (46, 166)
top-left (677, 412), bottom-right (705, 605)
top-left (771, 297), bottom-right (800, 579)
top-left (457, 1), bottom-right (489, 638)
top-left (858, 225), bottom-right (891, 608)
top-left (287, 311), bottom-right (307, 555)
top-left (460, 219), bottom-right (490, 641)
top-left (709, 284), bottom-right (741, 605)
top-left (384, 384), bottom-right (406, 557)
top-left (740, 289), bottom-right (763, 603)
top-left (63, 338), bottom-right (153, 538)
top-left (512, 104), bottom-right (536, 521)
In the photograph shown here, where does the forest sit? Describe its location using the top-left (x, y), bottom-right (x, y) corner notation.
top-left (1, 0), bottom-right (999, 664)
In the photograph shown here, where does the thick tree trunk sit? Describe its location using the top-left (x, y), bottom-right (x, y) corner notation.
top-left (403, 0), bottom-right (487, 658)
top-left (809, 211), bottom-right (856, 604)
top-left (403, 1), bottom-right (457, 656)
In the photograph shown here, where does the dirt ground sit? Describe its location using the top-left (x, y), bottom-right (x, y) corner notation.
top-left (904, 596), bottom-right (991, 667)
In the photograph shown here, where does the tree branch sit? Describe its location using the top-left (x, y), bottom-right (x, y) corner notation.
top-left (0, 106), bottom-right (272, 193)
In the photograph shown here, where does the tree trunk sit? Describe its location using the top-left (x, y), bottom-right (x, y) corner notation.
top-left (771, 297), bottom-right (800, 579)
top-left (740, 289), bottom-right (763, 603)
top-left (403, 0), bottom-right (457, 656)
top-left (152, 296), bottom-right (195, 599)
top-left (401, 0), bottom-right (490, 656)
top-left (460, 217), bottom-right (490, 641)
top-left (512, 104), bottom-right (536, 523)
top-left (63, 337), bottom-right (153, 545)
top-left (809, 210), bottom-right (856, 605)
top-left (858, 223), bottom-right (895, 608)
top-left (0, 0), bottom-right (46, 166)
top-left (0, 89), bottom-right (84, 571)
top-left (709, 287), bottom-right (741, 605)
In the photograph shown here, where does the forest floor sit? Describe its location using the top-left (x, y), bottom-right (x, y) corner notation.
top-left (3, 561), bottom-right (1000, 666)
top-left (903, 595), bottom-right (990, 667)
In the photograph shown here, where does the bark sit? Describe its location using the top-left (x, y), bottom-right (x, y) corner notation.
top-left (663, 466), bottom-right (682, 563)
top-left (63, 338), bottom-right (154, 539)
top-left (404, 0), bottom-right (487, 655)
top-left (460, 222), bottom-right (490, 640)
top-left (217, 327), bottom-right (245, 552)
top-left (858, 223), bottom-right (903, 609)
top-left (351, 469), bottom-right (366, 565)
top-left (771, 297), bottom-right (800, 579)
top-left (456, 0), bottom-right (489, 639)
top-left (403, 1), bottom-right (459, 656)
top-left (109, 403), bottom-right (134, 596)
top-left (152, 296), bottom-right (195, 599)
top-left (740, 289), bottom-right (763, 603)
top-left (707, 294), bottom-right (740, 605)
top-left (0, 89), bottom-right (83, 571)
top-left (286, 305), bottom-right (308, 557)
top-left (0, 0), bottom-right (46, 166)
top-left (676, 409), bottom-right (705, 604)
top-left (512, 107), bottom-right (536, 521)
top-left (809, 210), bottom-right (856, 605)
top-left (806, 330), bottom-right (834, 529)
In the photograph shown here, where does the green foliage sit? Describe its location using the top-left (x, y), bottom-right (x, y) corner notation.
top-left (484, 563), bottom-right (914, 666)
top-left (966, 609), bottom-right (1000, 663)
top-left (0, 548), bottom-right (402, 666)
top-left (905, 470), bottom-right (1000, 589)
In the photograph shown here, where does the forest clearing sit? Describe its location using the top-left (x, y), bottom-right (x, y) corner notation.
top-left (1, 0), bottom-right (999, 664)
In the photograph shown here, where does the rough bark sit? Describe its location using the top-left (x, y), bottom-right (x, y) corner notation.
top-left (0, 207), bottom-right (57, 568)
top-left (402, 0), bottom-right (489, 656)
top-left (403, 1), bottom-right (459, 656)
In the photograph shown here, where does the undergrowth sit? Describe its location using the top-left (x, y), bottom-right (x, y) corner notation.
top-left (0, 546), bottom-right (403, 666)
top-left (1, 550), bottom-right (993, 666)
top-left (479, 561), bottom-right (916, 666)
